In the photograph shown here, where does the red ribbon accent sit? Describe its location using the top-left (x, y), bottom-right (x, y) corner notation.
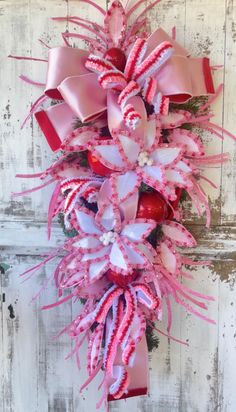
top-left (108, 387), bottom-right (148, 401)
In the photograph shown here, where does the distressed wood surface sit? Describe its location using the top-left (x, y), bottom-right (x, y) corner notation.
top-left (1, 0), bottom-right (236, 411)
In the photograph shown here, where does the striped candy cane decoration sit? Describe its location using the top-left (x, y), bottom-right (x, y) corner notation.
top-left (85, 40), bottom-right (173, 128)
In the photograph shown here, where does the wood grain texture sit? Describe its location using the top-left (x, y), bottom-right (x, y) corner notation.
top-left (1, 0), bottom-right (236, 411)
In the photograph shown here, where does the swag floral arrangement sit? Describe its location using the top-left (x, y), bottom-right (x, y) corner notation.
top-left (11, 0), bottom-right (235, 409)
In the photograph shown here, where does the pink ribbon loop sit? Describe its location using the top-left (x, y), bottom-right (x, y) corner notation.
top-left (58, 73), bottom-right (107, 122)
top-left (146, 27), bottom-right (189, 57)
top-left (35, 103), bottom-right (76, 151)
top-left (146, 28), bottom-right (215, 103)
top-left (35, 28), bottom-right (215, 151)
top-left (45, 47), bottom-right (89, 99)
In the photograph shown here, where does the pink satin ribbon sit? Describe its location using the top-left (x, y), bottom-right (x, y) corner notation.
top-left (45, 47), bottom-right (89, 99)
top-left (35, 27), bottom-right (215, 151)
top-left (35, 103), bottom-right (76, 151)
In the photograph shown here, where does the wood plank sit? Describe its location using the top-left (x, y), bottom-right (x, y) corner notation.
top-left (183, 0), bottom-right (226, 228)
top-left (221, 0), bottom-right (236, 224)
top-left (178, 1), bottom-right (225, 411)
top-left (0, 0), bottom-right (67, 223)
top-left (218, 273), bottom-right (236, 411)
top-left (1, 255), bottom-right (75, 412)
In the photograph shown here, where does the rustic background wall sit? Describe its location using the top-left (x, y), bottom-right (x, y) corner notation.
top-left (1, 0), bottom-right (236, 411)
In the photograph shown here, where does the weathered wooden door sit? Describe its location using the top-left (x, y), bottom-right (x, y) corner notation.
top-left (1, 1), bottom-right (236, 411)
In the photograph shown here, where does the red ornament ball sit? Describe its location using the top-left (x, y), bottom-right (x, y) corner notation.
top-left (166, 187), bottom-right (182, 219)
top-left (107, 269), bottom-right (138, 288)
top-left (87, 151), bottom-right (112, 176)
top-left (136, 192), bottom-right (169, 223)
top-left (104, 47), bottom-right (127, 72)
top-left (87, 135), bottom-right (112, 177)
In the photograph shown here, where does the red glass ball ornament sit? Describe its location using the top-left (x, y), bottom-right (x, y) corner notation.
top-left (104, 47), bottom-right (127, 72)
top-left (107, 269), bottom-right (138, 288)
top-left (166, 187), bottom-right (182, 219)
top-left (87, 135), bottom-right (112, 177)
top-left (87, 151), bottom-right (112, 176)
top-left (136, 192), bottom-right (169, 223)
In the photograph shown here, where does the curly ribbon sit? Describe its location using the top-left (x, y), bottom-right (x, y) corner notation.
top-left (105, 319), bottom-right (149, 402)
top-left (34, 27), bottom-right (215, 151)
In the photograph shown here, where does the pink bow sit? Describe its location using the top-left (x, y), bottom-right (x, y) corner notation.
top-left (35, 28), bottom-right (215, 151)
top-left (146, 28), bottom-right (215, 102)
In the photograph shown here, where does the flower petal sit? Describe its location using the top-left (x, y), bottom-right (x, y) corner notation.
top-left (96, 201), bottom-right (121, 232)
top-left (122, 241), bottom-right (147, 265)
top-left (121, 222), bottom-right (155, 241)
top-left (175, 160), bottom-right (192, 173)
top-left (142, 165), bottom-right (164, 182)
top-left (165, 169), bottom-right (188, 185)
top-left (152, 147), bottom-right (181, 165)
top-left (169, 129), bottom-right (205, 157)
top-left (55, 165), bottom-right (92, 180)
top-left (114, 171), bottom-right (140, 201)
top-left (97, 179), bottom-right (112, 206)
top-left (97, 203), bottom-right (116, 231)
top-left (160, 110), bottom-right (192, 129)
top-left (138, 242), bottom-right (156, 263)
top-left (110, 242), bottom-right (127, 270)
top-left (82, 246), bottom-right (110, 262)
top-left (162, 221), bottom-right (197, 247)
top-left (88, 259), bottom-right (109, 281)
top-left (120, 191), bottom-right (139, 221)
top-left (73, 236), bottom-right (101, 250)
top-left (75, 209), bottom-right (102, 235)
top-left (144, 118), bottom-right (160, 149)
top-left (159, 241), bottom-right (180, 274)
top-left (93, 143), bottom-right (125, 169)
top-left (62, 127), bottom-right (99, 151)
top-left (104, 0), bottom-right (126, 47)
top-left (118, 133), bottom-right (140, 163)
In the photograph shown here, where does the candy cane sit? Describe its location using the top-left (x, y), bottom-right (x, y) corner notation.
top-left (124, 38), bottom-right (147, 81)
top-left (133, 41), bottom-right (173, 85)
top-left (122, 104), bottom-right (142, 129)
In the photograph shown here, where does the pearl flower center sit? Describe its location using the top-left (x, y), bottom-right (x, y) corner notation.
top-left (137, 151), bottom-right (154, 167)
top-left (99, 231), bottom-right (118, 246)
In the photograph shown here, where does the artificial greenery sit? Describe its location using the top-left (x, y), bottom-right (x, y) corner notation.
top-left (58, 212), bottom-right (78, 238)
top-left (170, 95), bottom-right (208, 115)
top-left (146, 324), bottom-right (160, 352)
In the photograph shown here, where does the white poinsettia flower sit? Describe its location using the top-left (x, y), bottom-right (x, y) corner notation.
top-left (59, 207), bottom-right (157, 288)
top-left (89, 117), bottom-right (194, 202)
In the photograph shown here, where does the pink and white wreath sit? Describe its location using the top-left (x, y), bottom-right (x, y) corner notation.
top-left (11, 0), bottom-right (236, 410)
